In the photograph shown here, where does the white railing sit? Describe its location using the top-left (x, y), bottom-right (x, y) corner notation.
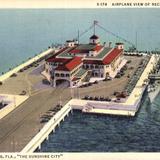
top-left (21, 102), bottom-right (72, 153)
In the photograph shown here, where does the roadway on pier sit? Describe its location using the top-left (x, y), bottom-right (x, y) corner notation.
top-left (0, 87), bottom-right (71, 152)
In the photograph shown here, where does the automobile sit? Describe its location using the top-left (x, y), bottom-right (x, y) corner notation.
top-left (106, 77), bottom-right (112, 80)
top-left (40, 118), bottom-right (49, 123)
top-left (93, 80), bottom-right (98, 84)
top-left (20, 90), bottom-right (26, 95)
top-left (129, 66), bottom-right (134, 70)
top-left (105, 97), bottom-right (111, 101)
top-left (40, 114), bottom-right (51, 119)
top-left (35, 63), bottom-right (39, 67)
top-left (83, 84), bottom-right (88, 87)
top-left (88, 82), bottom-right (92, 86)
top-left (120, 72), bottom-right (125, 76)
top-left (127, 60), bottom-right (131, 64)
top-left (115, 74), bottom-right (121, 78)
top-left (10, 73), bottom-right (17, 77)
top-left (19, 69), bottom-right (24, 72)
top-left (88, 96), bottom-right (93, 100)
top-left (99, 96), bottom-right (105, 101)
top-left (84, 95), bottom-right (89, 100)
top-left (30, 64), bottom-right (34, 67)
top-left (94, 96), bottom-right (99, 101)
top-left (113, 91), bottom-right (120, 96)
top-left (122, 65), bottom-right (128, 70)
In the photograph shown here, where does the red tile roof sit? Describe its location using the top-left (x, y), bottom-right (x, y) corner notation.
top-left (83, 48), bottom-right (123, 65)
top-left (55, 57), bottom-right (83, 71)
top-left (102, 48), bottom-right (123, 65)
top-left (91, 45), bottom-right (103, 52)
top-left (46, 47), bottom-right (69, 62)
top-left (72, 77), bottom-right (80, 81)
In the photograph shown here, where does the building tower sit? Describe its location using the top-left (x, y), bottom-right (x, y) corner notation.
top-left (89, 35), bottom-right (100, 45)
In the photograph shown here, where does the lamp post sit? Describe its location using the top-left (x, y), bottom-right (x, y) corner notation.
top-left (11, 136), bottom-right (18, 152)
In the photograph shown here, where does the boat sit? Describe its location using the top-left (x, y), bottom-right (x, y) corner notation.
top-left (148, 81), bottom-right (160, 103)
top-left (147, 55), bottom-right (160, 103)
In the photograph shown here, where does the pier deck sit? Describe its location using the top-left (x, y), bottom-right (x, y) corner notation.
top-left (0, 54), bottom-right (151, 152)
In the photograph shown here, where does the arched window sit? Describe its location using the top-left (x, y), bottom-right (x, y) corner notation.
top-left (61, 73), bottom-right (64, 77)
top-left (95, 65), bottom-right (98, 69)
top-left (55, 73), bottom-right (59, 77)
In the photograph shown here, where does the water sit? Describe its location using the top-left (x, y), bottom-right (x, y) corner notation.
top-left (0, 9), bottom-right (160, 74)
top-left (38, 94), bottom-right (160, 152)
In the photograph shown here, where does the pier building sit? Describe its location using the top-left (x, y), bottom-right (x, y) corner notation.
top-left (44, 35), bottom-right (125, 87)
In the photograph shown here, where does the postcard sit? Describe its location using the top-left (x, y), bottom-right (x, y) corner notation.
top-left (0, 0), bottom-right (160, 160)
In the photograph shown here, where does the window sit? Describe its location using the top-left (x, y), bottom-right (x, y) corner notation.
top-left (55, 73), bottom-right (59, 77)
top-left (61, 73), bottom-right (64, 77)
top-left (95, 65), bottom-right (98, 69)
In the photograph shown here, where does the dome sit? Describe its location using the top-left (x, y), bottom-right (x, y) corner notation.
top-left (90, 35), bottom-right (99, 39)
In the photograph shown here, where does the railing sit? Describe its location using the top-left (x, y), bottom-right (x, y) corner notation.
top-left (21, 102), bottom-right (72, 153)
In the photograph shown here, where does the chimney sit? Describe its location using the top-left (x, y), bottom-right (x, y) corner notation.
top-left (109, 42), bottom-right (112, 48)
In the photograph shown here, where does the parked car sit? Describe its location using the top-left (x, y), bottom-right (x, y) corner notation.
top-left (20, 90), bottom-right (26, 95)
top-left (10, 73), bottom-right (17, 77)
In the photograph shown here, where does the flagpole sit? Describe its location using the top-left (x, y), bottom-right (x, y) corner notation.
top-left (93, 20), bottom-right (98, 35)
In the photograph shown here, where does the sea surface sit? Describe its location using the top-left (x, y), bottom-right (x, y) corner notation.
top-left (38, 93), bottom-right (160, 152)
top-left (0, 9), bottom-right (160, 152)
top-left (0, 9), bottom-right (160, 74)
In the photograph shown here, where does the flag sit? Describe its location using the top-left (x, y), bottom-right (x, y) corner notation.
top-left (94, 20), bottom-right (98, 25)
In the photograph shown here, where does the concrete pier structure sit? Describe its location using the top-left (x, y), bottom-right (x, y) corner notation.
top-left (21, 101), bottom-right (72, 153)
top-left (0, 48), bottom-right (54, 82)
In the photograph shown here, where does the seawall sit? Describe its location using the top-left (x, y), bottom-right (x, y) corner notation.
top-left (0, 48), bottom-right (54, 82)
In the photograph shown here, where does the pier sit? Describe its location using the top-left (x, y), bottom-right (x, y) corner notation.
top-left (21, 101), bottom-right (72, 153)
top-left (71, 54), bottom-right (156, 116)
top-left (0, 48), bottom-right (54, 82)
top-left (19, 55), bottom-right (156, 153)
top-left (0, 52), bottom-right (156, 152)
top-left (0, 48), bottom-right (55, 120)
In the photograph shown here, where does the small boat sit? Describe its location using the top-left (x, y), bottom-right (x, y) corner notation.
top-left (148, 81), bottom-right (160, 103)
